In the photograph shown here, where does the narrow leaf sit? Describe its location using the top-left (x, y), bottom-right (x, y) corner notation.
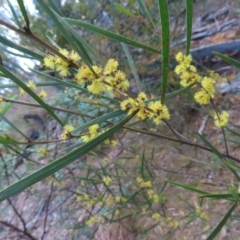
top-left (6, 0), bottom-right (22, 28)
top-left (158, 0), bottom-right (170, 103)
top-left (166, 180), bottom-right (210, 194)
top-left (70, 32), bottom-right (93, 66)
top-left (0, 35), bottom-right (44, 60)
top-left (229, 186), bottom-right (239, 201)
top-left (17, 0), bottom-right (29, 27)
top-left (0, 136), bottom-right (16, 144)
top-left (213, 51), bottom-right (240, 69)
top-left (114, 3), bottom-right (136, 17)
top-left (121, 43), bottom-right (142, 92)
top-left (206, 201), bottom-right (237, 240)
top-left (137, 0), bottom-right (155, 28)
top-left (185, 0), bottom-right (193, 55)
top-left (200, 193), bottom-right (237, 200)
top-left (48, 0), bottom-right (63, 16)
top-left (225, 126), bottom-right (240, 138)
top-left (0, 113), bottom-right (136, 201)
top-left (198, 133), bottom-right (240, 181)
top-left (64, 18), bottom-right (161, 54)
top-left (51, 10), bottom-right (103, 66)
top-left (0, 113), bottom-right (29, 140)
top-left (72, 110), bottom-right (125, 133)
top-left (36, 0), bottom-right (81, 56)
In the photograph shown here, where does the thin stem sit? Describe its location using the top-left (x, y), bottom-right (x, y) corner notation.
top-left (2, 97), bottom-right (94, 119)
top-left (163, 120), bottom-right (190, 142)
top-left (7, 199), bottom-right (26, 231)
top-left (0, 153), bottom-right (10, 185)
top-left (0, 19), bottom-right (79, 69)
top-left (41, 182), bottom-right (53, 240)
top-left (124, 126), bottom-right (240, 164)
top-left (221, 127), bottom-right (229, 156)
top-left (0, 221), bottom-right (37, 240)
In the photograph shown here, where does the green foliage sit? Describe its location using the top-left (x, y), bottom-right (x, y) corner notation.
top-left (0, 0), bottom-right (239, 239)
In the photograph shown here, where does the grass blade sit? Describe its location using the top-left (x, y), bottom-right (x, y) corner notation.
top-left (0, 112), bottom-right (136, 202)
top-left (185, 0), bottom-right (193, 55)
top-left (0, 65), bottom-right (64, 127)
top-left (157, 0), bottom-right (170, 103)
top-left (64, 18), bottom-right (161, 54)
top-left (206, 201), bottom-right (237, 240)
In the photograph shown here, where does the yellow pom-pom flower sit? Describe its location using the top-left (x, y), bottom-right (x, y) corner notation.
top-left (38, 89), bottom-right (47, 98)
top-left (201, 77), bottom-right (215, 97)
top-left (103, 176), bottom-right (112, 186)
top-left (43, 55), bottom-right (56, 69)
top-left (212, 111), bottom-right (229, 128)
top-left (69, 50), bottom-right (80, 63)
top-left (87, 78), bottom-right (105, 95)
top-left (148, 101), bottom-right (170, 125)
top-left (64, 124), bottom-right (74, 133)
top-left (194, 91), bottom-right (211, 105)
top-left (27, 80), bottom-right (36, 89)
top-left (104, 58), bottom-right (119, 75)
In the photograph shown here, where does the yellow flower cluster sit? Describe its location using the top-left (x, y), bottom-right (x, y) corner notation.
top-left (212, 111), bottom-right (229, 128)
top-left (194, 77), bottom-right (216, 105)
top-left (44, 48), bottom-right (80, 77)
top-left (103, 176), bottom-right (112, 186)
top-left (38, 89), bottom-right (47, 98)
top-left (147, 189), bottom-right (159, 203)
top-left (115, 196), bottom-right (127, 203)
top-left (152, 213), bottom-right (162, 222)
top-left (81, 124), bottom-right (100, 143)
top-left (38, 148), bottom-right (48, 156)
top-left (152, 213), bottom-right (179, 228)
top-left (175, 52), bottom-right (216, 105)
top-left (121, 92), bottom-right (170, 125)
top-left (19, 80), bottom-right (47, 98)
top-left (19, 80), bottom-right (36, 95)
top-left (75, 58), bottom-right (129, 95)
top-left (196, 206), bottom-right (209, 220)
top-left (60, 124), bottom-right (74, 140)
top-left (137, 177), bottom-right (152, 188)
top-left (175, 52), bottom-right (229, 128)
top-left (103, 139), bottom-right (118, 146)
top-left (86, 216), bottom-right (104, 226)
top-left (175, 52), bottom-right (201, 87)
top-left (166, 217), bottom-right (179, 229)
